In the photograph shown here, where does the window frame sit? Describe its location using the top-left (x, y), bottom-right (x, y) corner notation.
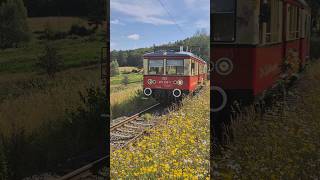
top-left (288, 4), bottom-right (300, 41)
top-left (262, 0), bottom-right (283, 44)
top-left (211, 0), bottom-right (237, 43)
top-left (148, 59), bottom-right (164, 75)
top-left (165, 59), bottom-right (185, 76)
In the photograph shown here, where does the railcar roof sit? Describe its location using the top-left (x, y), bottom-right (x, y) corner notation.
top-left (144, 51), bottom-right (206, 63)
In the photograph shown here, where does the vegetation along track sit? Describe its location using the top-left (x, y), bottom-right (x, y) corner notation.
top-left (110, 103), bottom-right (162, 150)
top-left (59, 88), bottom-right (205, 179)
top-left (59, 103), bottom-right (162, 179)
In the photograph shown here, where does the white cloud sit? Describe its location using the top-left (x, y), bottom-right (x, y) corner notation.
top-left (111, 19), bottom-right (125, 25)
top-left (111, 0), bottom-right (175, 25)
top-left (127, 34), bottom-right (140, 40)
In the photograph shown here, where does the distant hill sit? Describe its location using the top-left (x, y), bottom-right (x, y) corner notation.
top-left (111, 31), bottom-right (209, 67)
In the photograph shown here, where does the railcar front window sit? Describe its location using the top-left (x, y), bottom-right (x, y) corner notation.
top-left (166, 60), bottom-right (184, 75)
top-left (148, 60), bottom-right (164, 75)
top-left (212, 0), bottom-right (236, 42)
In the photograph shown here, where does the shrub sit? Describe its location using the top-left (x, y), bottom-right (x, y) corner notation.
top-left (38, 25), bottom-right (68, 41)
top-left (122, 75), bottom-right (129, 86)
top-left (36, 42), bottom-right (64, 78)
top-left (69, 24), bottom-right (93, 37)
top-left (110, 60), bottom-right (120, 77)
top-left (0, 0), bottom-right (30, 49)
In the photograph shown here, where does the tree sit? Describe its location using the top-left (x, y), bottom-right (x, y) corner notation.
top-left (117, 51), bottom-right (128, 67)
top-left (110, 60), bottom-right (120, 77)
top-left (36, 42), bottom-right (64, 78)
top-left (87, 0), bottom-right (105, 31)
top-left (122, 75), bottom-right (129, 86)
top-left (0, 0), bottom-right (30, 49)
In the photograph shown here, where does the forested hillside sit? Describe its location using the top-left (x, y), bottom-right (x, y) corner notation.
top-left (111, 31), bottom-right (210, 67)
top-left (21, 0), bottom-right (105, 17)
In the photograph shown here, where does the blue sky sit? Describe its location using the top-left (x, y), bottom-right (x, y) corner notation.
top-left (110, 0), bottom-right (209, 50)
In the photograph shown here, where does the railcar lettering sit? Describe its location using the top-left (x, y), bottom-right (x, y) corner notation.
top-left (259, 64), bottom-right (278, 79)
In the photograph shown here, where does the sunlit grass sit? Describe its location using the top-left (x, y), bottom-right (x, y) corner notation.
top-left (213, 61), bottom-right (320, 179)
top-left (0, 66), bottom-right (101, 135)
top-left (111, 85), bottom-right (210, 179)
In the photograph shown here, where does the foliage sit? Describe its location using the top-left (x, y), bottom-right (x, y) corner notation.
top-left (69, 24), bottom-right (94, 37)
top-left (213, 62), bottom-right (320, 179)
top-left (36, 42), bottom-right (64, 78)
top-left (0, 0), bottom-right (30, 49)
top-left (110, 88), bottom-right (157, 119)
top-left (111, 32), bottom-right (209, 67)
top-left (121, 75), bottom-right (129, 86)
top-left (87, 0), bottom-right (105, 30)
top-left (111, 86), bottom-right (210, 178)
top-left (0, 86), bottom-right (107, 179)
top-left (110, 60), bottom-right (120, 77)
top-left (23, 0), bottom-right (106, 18)
top-left (39, 24), bottom-right (68, 40)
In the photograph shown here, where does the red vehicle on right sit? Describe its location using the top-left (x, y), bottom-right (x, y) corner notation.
top-left (211, 0), bottom-right (311, 112)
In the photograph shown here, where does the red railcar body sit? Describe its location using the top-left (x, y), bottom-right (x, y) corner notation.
top-left (211, 0), bottom-right (311, 110)
top-left (143, 51), bottom-right (207, 102)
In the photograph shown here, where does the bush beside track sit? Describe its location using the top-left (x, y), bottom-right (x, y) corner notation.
top-left (213, 61), bottom-right (320, 179)
top-left (111, 86), bottom-right (210, 179)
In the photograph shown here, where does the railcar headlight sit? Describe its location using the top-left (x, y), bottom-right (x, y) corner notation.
top-left (215, 58), bottom-right (234, 75)
top-left (148, 79), bottom-right (154, 85)
top-left (177, 80), bottom-right (184, 86)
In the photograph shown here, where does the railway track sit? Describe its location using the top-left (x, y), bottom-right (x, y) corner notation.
top-left (110, 103), bottom-right (161, 150)
top-left (59, 103), bottom-right (162, 180)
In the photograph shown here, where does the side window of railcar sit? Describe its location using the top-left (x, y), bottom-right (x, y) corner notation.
top-left (166, 59), bottom-right (184, 75)
top-left (191, 60), bottom-right (195, 76)
top-left (262, 0), bottom-right (282, 44)
top-left (148, 59), bottom-right (164, 75)
top-left (195, 61), bottom-right (199, 75)
top-left (288, 5), bottom-right (300, 40)
top-left (212, 0), bottom-right (235, 42)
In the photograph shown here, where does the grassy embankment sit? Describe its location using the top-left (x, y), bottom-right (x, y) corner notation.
top-left (0, 17), bottom-right (104, 134)
top-left (213, 61), bottom-right (320, 179)
top-left (110, 67), bottom-right (157, 119)
top-left (0, 17), bottom-right (153, 133)
top-left (0, 17), bottom-right (152, 179)
top-left (111, 86), bottom-right (210, 179)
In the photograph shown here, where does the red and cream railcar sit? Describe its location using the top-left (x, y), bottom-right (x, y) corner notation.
top-left (211, 0), bottom-right (311, 111)
top-left (143, 50), bottom-right (207, 102)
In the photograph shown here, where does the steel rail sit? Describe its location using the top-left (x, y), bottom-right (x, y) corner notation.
top-left (59, 103), bottom-right (161, 180)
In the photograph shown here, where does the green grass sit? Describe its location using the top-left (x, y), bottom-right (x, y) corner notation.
top-left (213, 61), bottom-right (320, 179)
top-left (110, 73), bottom-right (143, 85)
top-left (0, 16), bottom-right (105, 75)
top-left (0, 38), bottom-right (104, 74)
top-left (0, 65), bottom-right (102, 134)
top-left (27, 17), bottom-right (88, 32)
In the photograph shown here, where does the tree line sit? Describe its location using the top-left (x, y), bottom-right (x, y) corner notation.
top-left (111, 31), bottom-right (210, 68)
top-left (21, 0), bottom-right (105, 17)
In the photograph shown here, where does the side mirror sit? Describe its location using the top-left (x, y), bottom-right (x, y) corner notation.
top-left (260, 3), bottom-right (271, 23)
